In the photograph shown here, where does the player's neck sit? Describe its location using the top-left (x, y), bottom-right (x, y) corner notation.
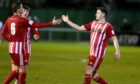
top-left (13, 12), bottom-right (20, 16)
top-left (98, 18), bottom-right (105, 23)
top-left (13, 13), bottom-right (17, 15)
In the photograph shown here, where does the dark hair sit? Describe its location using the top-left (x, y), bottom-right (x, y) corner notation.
top-left (11, 1), bottom-right (22, 12)
top-left (96, 7), bottom-right (108, 17)
top-left (23, 6), bottom-right (30, 11)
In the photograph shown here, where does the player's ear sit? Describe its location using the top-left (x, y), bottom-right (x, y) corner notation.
top-left (103, 12), bottom-right (106, 17)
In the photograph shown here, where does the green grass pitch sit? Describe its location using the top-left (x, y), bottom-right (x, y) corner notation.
top-left (0, 41), bottom-right (140, 84)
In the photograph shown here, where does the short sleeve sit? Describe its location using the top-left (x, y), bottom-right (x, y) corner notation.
top-left (31, 26), bottom-right (39, 35)
top-left (84, 22), bottom-right (93, 31)
top-left (106, 25), bottom-right (115, 37)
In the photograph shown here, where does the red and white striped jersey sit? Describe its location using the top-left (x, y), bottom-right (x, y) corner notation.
top-left (24, 27), bottom-right (39, 54)
top-left (24, 27), bottom-right (31, 54)
top-left (2, 14), bottom-right (52, 54)
top-left (8, 28), bottom-right (32, 54)
top-left (84, 20), bottom-right (115, 58)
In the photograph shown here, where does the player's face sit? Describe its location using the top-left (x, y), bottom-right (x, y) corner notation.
top-left (95, 9), bottom-right (105, 20)
top-left (16, 8), bottom-right (24, 16)
top-left (21, 9), bottom-right (29, 18)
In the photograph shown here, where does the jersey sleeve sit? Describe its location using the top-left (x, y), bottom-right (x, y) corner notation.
top-left (1, 21), bottom-right (10, 41)
top-left (84, 22), bottom-right (93, 31)
top-left (20, 18), bottom-right (53, 29)
top-left (30, 26), bottom-right (39, 35)
top-left (106, 25), bottom-right (115, 38)
top-left (28, 20), bottom-right (53, 28)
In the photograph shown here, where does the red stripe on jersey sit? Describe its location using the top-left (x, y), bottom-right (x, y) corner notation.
top-left (12, 42), bottom-right (16, 53)
top-left (19, 42), bottom-right (24, 65)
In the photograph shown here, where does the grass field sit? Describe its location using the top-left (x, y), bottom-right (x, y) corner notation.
top-left (0, 41), bottom-right (140, 84)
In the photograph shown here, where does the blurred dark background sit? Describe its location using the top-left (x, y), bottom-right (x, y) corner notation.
top-left (1, 0), bottom-right (140, 32)
top-left (0, 0), bottom-right (140, 45)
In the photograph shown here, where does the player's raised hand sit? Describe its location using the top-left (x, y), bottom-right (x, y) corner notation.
top-left (115, 51), bottom-right (121, 61)
top-left (61, 15), bottom-right (69, 22)
top-left (52, 17), bottom-right (62, 25)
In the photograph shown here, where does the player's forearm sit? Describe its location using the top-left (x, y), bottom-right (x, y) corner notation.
top-left (32, 22), bottom-right (53, 28)
top-left (31, 28), bottom-right (39, 35)
top-left (66, 20), bottom-right (84, 31)
top-left (112, 36), bottom-right (120, 53)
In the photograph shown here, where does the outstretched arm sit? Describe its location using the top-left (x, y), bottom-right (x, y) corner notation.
top-left (61, 15), bottom-right (86, 31)
top-left (28, 17), bottom-right (62, 28)
top-left (111, 36), bottom-right (121, 60)
top-left (20, 16), bottom-right (62, 29)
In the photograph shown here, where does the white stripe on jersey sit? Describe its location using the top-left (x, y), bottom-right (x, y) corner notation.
top-left (90, 24), bottom-right (102, 56)
top-left (26, 28), bottom-right (31, 54)
top-left (19, 42), bottom-right (24, 65)
top-left (95, 24), bottom-right (107, 56)
top-left (98, 32), bottom-right (106, 58)
top-left (90, 22), bottom-right (98, 55)
top-left (102, 48), bottom-right (106, 58)
top-left (15, 42), bottom-right (18, 54)
top-left (19, 42), bottom-right (22, 55)
top-left (27, 28), bottom-right (30, 40)
top-left (9, 42), bottom-right (14, 53)
top-left (9, 42), bottom-right (23, 54)
top-left (27, 44), bottom-right (30, 53)
top-left (91, 21), bottom-right (96, 30)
